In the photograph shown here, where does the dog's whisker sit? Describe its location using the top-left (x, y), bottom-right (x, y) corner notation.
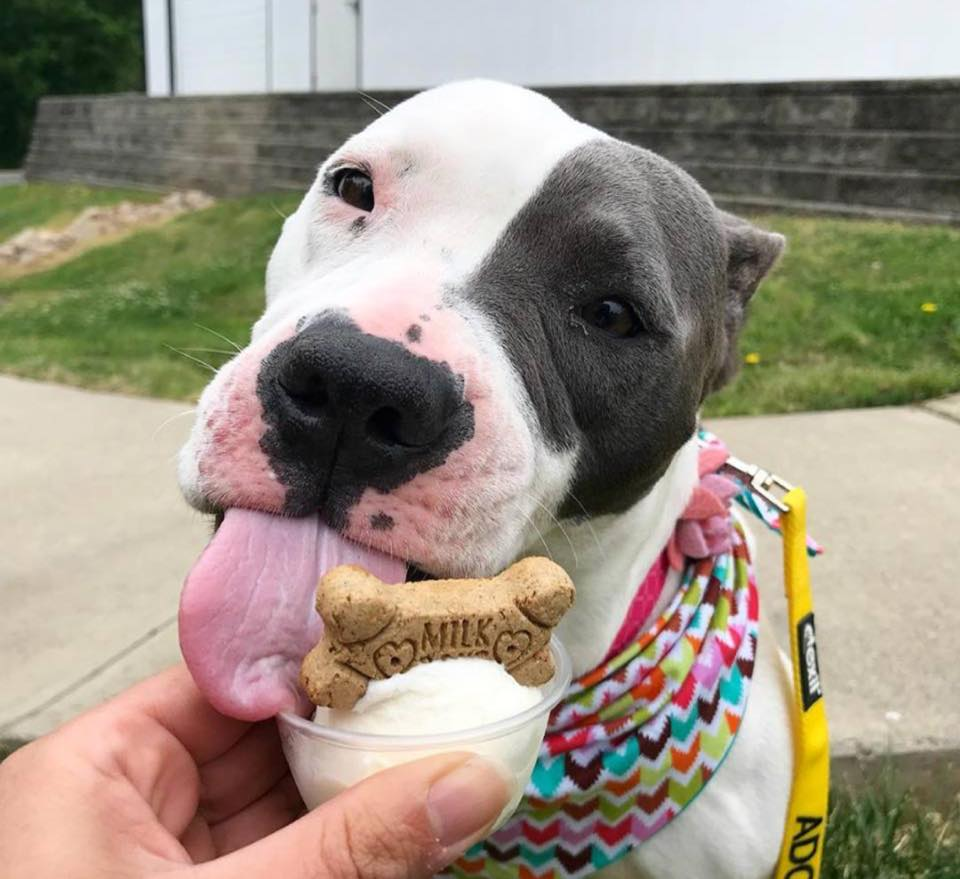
top-left (270, 201), bottom-right (289, 220)
top-left (164, 344), bottom-right (218, 374)
top-left (151, 408), bottom-right (196, 442)
top-left (529, 496), bottom-right (579, 572)
top-left (179, 346), bottom-right (238, 357)
top-left (358, 90), bottom-right (392, 114)
top-left (507, 498), bottom-right (554, 563)
top-left (192, 322), bottom-right (243, 352)
top-left (358, 94), bottom-right (386, 117)
top-left (365, 92), bottom-right (394, 113)
top-left (564, 491), bottom-right (604, 555)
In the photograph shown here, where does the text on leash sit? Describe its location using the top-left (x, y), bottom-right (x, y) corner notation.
top-left (796, 613), bottom-right (822, 711)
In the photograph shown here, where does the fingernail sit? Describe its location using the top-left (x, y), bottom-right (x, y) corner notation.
top-left (426, 756), bottom-right (511, 854)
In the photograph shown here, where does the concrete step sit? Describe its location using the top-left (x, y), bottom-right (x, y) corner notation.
top-left (25, 152), bottom-right (313, 195)
top-left (552, 83), bottom-right (960, 133)
top-left (29, 118), bottom-right (364, 150)
top-left (619, 127), bottom-right (960, 174)
top-left (28, 133), bottom-right (334, 168)
top-left (714, 194), bottom-right (960, 227)
top-left (26, 81), bottom-right (960, 214)
top-left (680, 159), bottom-right (960, 217)
top-left (39, 92), bottom-right (398, 127)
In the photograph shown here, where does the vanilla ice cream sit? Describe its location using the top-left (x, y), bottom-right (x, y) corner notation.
top-left (279, 653), bottom-right (568, 826)
top-left (316, 657), bottom-right (542, 735)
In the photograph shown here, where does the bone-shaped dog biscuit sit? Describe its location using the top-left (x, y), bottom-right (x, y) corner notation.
top-left (300, 556), bottom-right (575, 710)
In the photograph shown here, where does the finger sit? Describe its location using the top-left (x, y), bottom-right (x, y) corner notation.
top-left (199, 721), bottom-right (289, 823)
top-left (210, 773), bottom-right (304, 855)
top-left (196, 752), bottom-right (510, 879)
top-left (52, 700), bottom-right (201, 840)
top-left (107, 664), bottom-right (250, 764)
top-left (180, 813), bottom-right (217, 864)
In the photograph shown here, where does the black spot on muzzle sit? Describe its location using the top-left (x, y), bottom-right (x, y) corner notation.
top-left (257, 314), bottom-right (474, 525)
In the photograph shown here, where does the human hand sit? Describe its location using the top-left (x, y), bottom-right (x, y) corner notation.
top-left (0, 665), bottom-right (509, 878)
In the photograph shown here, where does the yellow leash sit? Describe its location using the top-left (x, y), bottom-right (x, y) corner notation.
top-left (774, 486), bottom-right (830, 878)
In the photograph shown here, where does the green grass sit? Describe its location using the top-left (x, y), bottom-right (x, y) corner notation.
top-left (0, 185), bottom-right (957, 412)
top-left (0, 182), bottom-right (160, 241)
top-left (823, 773), bottom-right (960, 879)
top-left (706, 214), bottom-right (960, 416)
top-left (0, 190), bottom-right (299, 398)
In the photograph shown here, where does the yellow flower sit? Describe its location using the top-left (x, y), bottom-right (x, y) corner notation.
top-left (921, 302), bottom-right (938, 313)
top-left (744, 352), bottom-right (761, 365)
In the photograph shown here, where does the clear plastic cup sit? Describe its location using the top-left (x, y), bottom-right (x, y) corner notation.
top-left (277, 636), bottom-right (571, 826)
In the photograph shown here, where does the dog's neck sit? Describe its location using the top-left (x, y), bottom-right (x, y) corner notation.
top-left (544, 437), bottom-right (700, 675)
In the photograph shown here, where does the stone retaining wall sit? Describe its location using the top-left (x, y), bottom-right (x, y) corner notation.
top-left (25, 79), bottom-right (960, 222)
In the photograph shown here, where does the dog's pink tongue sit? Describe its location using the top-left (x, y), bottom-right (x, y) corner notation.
top-left (179, 508), bottom-right (407, 721)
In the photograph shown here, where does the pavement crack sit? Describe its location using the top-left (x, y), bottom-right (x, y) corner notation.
top-left (0, 615), bottom-right (178, 736)
top-left (915, 402), bottom-right (960, 427)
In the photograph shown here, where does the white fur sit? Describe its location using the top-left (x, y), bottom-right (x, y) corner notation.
top-left (537, 440), bottom-right (793, 879)
top-left (547, 437), bottom-right (698, 674)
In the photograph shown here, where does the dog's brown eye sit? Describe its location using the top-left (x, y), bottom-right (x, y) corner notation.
top-left (333, 168), bottom-right (374, 212)
top-left (577, 297), bottom-right (643, 338)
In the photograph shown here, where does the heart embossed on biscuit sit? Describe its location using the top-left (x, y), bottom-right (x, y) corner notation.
top-left (494, 631), bottom-right (532, 667)
top-left (373, 640), bottom-right (416, 676)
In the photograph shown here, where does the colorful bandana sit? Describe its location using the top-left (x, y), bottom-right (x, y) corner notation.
top-left (448, 433), bottom-right (776, 879)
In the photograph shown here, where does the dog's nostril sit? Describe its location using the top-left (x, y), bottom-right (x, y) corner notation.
top-left (366, 406), bottom-right (410, 446)
top-left (280, 376), bottom-right (329, 418)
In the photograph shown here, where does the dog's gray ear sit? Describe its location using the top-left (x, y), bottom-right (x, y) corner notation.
top-left (720, 211), bottom-right (785, 303)
top-left (705, 211), bottom-right (785, 395)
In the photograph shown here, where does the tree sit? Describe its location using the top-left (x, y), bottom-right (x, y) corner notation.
top-left (0, 0), bottom-right (144, 168)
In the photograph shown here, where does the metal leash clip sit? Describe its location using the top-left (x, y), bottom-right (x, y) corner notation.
top-left (723, 455), bottom-right (795, 513)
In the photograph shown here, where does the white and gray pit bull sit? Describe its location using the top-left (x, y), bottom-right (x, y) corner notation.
top-left (177, 80), bottom-right (791, 878)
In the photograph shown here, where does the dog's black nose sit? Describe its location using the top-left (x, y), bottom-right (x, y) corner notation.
top-left (277, 326), bottom-right (459, 449)
top-left (257, 315), bottom-right (474, 521)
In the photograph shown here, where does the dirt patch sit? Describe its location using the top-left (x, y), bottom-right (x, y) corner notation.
top-left (0, 190), bottom-right (215, 277)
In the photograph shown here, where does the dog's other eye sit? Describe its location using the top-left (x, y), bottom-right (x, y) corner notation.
top-left (577, 297), bottom-right (644, 338)
top-left (333, 168), bottom-right (374, 212)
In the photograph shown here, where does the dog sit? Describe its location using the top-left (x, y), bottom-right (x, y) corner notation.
top-left (177, 80), bottom-right (791, 878)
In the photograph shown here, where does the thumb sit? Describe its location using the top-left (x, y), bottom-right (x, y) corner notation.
top-left (201, 752), bottom-right (511, 879)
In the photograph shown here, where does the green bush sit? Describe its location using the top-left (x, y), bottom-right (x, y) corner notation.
top-left (0, 0), bottom-right (143, 169)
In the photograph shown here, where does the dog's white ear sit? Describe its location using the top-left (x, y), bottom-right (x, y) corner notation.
top-left (719, 210), bottom-right (785, 304)
top-left (704, 212), bottom-right (785, 396)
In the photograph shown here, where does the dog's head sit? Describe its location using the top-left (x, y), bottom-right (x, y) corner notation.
top-left (178, 80), bottom-right (783, 720)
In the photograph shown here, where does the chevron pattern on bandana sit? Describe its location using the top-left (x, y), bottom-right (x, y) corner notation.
top-left (446, 519), bottom-right (759, 878)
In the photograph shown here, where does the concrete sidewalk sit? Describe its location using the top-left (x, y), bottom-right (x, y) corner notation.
top-left (0, 376), bottom-right (208, 737)
top-left (709, 400), bottom-right (960, 761)
top-left (2, 377), bottom-right (958, 765)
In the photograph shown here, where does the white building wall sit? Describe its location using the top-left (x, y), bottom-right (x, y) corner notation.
top-left (142, 0), bottom-right (171, 96)
top-left (361, 0), bottom-right (960, 88)
top-left (270, 0), bottom-right (313, 92)
top-left (314, 0), bottom-right (359, 90)
top-left (173, 0), bottom-right (269, 95)
top-left (143, 0), bottom-right (960, 97)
